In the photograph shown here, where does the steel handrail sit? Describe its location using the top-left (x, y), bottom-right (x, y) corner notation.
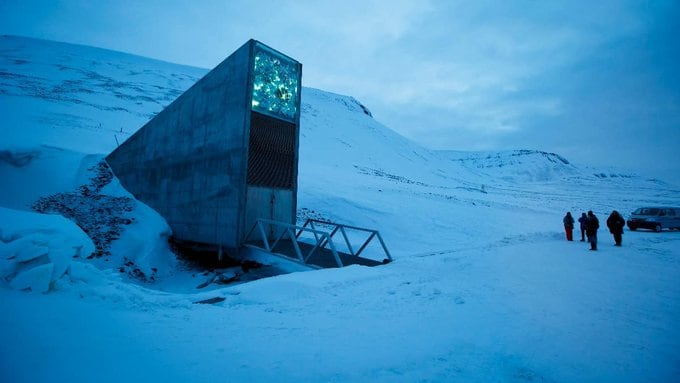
top-left (245, 218), bottom-right (393, 267)
top-left (245, 219), bottom-right (344, 267)
top-left (298, 218), bottom-right (393, 262)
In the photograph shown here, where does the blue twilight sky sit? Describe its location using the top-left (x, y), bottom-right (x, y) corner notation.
top-left (1, 0), bottom-right (679, 183)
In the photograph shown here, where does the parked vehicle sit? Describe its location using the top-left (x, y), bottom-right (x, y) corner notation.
top-left (626, 207), bottom-right (680, 232)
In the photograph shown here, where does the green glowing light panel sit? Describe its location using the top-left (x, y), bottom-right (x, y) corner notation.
top-left (251, 43), bottom-right (301, 122)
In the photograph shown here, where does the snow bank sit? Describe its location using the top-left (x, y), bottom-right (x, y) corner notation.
top-left (100, 163), bottom-right (178, 280)
top-left (8, 150), bottom-right (179, 282)
top-left (0, 207), bottom-right (95, 293)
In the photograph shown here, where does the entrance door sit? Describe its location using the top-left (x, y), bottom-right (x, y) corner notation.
top-left (243, 111), bottom-right (297, 243)
top-left (245, 186), bottom-right (294, 241)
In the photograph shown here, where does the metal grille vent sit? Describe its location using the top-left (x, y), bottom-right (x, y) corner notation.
top-left (247, 112), bottom-right (296, 189)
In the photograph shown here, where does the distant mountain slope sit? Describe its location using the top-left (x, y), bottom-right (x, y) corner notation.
top-left (440, 149), bottom-right (578, 183)
top-left (439, 149), bottom-right (668, 187)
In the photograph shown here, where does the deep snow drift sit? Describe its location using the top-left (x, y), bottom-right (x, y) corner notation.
top-left (1, 35), bottom-right (679, 382)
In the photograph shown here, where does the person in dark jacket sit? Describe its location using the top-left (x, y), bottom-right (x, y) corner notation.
top-left (586, 210), bottom-right (599, 250)
top-left (578, 212), bottom-right (588, 242)
top-left (606, 210), bottom-right (626, 246)
top-left (563, 212), bottom-right (575, 241)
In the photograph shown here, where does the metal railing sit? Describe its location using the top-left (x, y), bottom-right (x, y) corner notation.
top-left (297, 219), bottom-right (392, 260)
top-left (243, 218), bottom-right (392, 268)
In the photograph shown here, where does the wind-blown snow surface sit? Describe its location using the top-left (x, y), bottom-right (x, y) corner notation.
top-left (1, 35), bottom-right (680, 382)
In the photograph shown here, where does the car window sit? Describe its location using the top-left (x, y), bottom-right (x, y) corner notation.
top-left (633, 208), bottom-right (662, 215)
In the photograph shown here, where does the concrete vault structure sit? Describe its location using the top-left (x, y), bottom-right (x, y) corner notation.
top-left (106, 40), bottom-right (302, 250)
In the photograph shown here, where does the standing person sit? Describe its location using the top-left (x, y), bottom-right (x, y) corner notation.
top-left (586, 210), bottom-right (599, 250)
top-left (578, 212), bottom-right (588, 242)
top-left (563, 212), bottom-right (575, 241)
top-left (606, 210), bottom-right (626, 246)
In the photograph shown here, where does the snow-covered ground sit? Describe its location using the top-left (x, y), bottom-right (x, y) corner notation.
top-left (1, 35), bottom-right (679, 382)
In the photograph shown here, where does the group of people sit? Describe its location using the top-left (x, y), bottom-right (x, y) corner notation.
top-left (563, 210), bottom-right (625, 250)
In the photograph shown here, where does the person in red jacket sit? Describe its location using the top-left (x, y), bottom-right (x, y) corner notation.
top-left (563, 212), bottom-right (575, 241)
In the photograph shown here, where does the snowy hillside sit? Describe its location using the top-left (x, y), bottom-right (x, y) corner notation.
top-left (440, 150), bottom-right (578, 183)
top-left (1, 36), bottom-right (679, 382)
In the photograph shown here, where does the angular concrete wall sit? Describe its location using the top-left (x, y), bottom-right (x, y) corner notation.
top-left (106, 41), bottom-right (254, 248)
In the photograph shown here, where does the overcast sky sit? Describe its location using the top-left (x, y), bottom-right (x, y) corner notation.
top-left (2, 0), bottom-right (679, 183)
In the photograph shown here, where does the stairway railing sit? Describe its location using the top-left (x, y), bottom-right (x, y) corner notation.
top-left (297, 219), bottom-right (392, 261)
top-left (243, 218), bottom-right (392, 268)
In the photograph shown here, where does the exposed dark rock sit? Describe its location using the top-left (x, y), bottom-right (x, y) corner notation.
top-left (194, 296), bottom-right (226, 304)
top-left (32, 160), bottom-right (133, 260)
top-left (0, 149), bottom-right (40, 167)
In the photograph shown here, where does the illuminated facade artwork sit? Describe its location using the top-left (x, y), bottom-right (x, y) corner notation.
top-left (251, 44), bottom-right (300, 122)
